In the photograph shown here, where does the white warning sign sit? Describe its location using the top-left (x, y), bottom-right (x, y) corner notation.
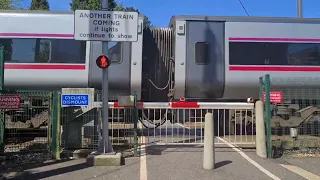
top-left (74, 10), bottom-right (139, 42)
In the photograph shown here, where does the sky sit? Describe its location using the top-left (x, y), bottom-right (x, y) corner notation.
top-left (21, 0), bottom-right (320, 27)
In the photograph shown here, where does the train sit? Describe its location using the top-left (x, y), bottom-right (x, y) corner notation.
top-left (2, 10), bottom-right (320, 139)
top-left (1, 11), bottom-right (320, 104)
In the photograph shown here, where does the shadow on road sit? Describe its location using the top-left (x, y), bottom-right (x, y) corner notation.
top-left (3, 161), bottom-right (88, 180)
top-left (144, 143), bottom-right (247, 156)
top-left (215, 160), bottom-right (233, 169)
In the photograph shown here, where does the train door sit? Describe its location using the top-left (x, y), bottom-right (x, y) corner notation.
top-left (185, 21), bottom-right (225, 100)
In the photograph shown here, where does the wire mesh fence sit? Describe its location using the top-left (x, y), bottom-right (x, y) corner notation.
top-left (59, 90), bottom-right (138, 154)
top-left (3, 91), bottom-right (52, 153)
top-left (260, 74), bottom-right (320, 158)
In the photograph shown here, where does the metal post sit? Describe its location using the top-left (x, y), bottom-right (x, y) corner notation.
top-left (259, 76), bottom-right (263, 100)
top-left (264, 74), bottom-right (272, 158)
top-left (297, 0), bottom-right (303, 18)
top-left (51, 91), bottom-right (60, 160)
top-left (203, 112), bottom-right (215, 170)
top-left (100, 0), bottom-right (113, 153)
top-left (133, 92), bottom-right (138, 157)
top-left (0, 46), bottom-right (4, 152)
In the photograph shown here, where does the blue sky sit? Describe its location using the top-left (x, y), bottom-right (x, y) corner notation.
top-left (22, 0), bottom-right (320, 26)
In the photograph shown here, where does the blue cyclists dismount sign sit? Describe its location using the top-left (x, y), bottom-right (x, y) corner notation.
top-left (61, 94), bottom-right (89, 107)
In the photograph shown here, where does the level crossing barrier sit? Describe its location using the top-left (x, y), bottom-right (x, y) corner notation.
top-left (107, 101), bottom-right (256, 148)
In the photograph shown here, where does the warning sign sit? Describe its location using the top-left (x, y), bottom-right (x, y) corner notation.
top-left (263, 91), bottom-right (283, 103)
top-left (0, 95), bottom-right (21, 109)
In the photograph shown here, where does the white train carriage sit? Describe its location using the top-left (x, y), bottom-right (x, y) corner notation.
top-left (1, 10), bottom-right (320, 103)
top-left (0, 10), bottom-right (144, 100)
top-left (170, 16), bottom-right (320, 102)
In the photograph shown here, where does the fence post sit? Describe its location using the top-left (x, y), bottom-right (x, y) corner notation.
top-left (259, 76), bottom-right (263, 100)
top-left (203, 112), bottom-right (215, 170)
top-left (264, 74), bottom-right (272, 158)
top-left (255, 100), bottom-right (267, 158)
top-left (51, 91), bottom-right (61, 160)
top-left (0, 46), bottom-right (4, 153)
top-left (133, 92), bottom-right (138, 157)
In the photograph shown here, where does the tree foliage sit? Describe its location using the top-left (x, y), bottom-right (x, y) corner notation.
top-left (115, 3), bottom-right (151, 27)
top-left (29, 0), bottom-right (50, 10)
top-left (70, 0), bottom-right (151, 27)
top-left (0, 0), bottom-right (23, 10)
top-left (70, 0), bottom-right (117, 11)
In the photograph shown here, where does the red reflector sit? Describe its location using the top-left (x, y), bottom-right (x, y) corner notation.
top-left (171, 102), bottom-right (199, 108)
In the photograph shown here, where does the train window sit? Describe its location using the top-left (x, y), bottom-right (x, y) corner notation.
top-left (195, 42), bottom-right (209, 64)
top-left (287, 43), bottom-right (320, 65)
top-left (229, 42), bottom-right (320, 66)
top-left (0, 38), bottom-right (86, 63)
top-left (108, 42), bottom-right (122, 63)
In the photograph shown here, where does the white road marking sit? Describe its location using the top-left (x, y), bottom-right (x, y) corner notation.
top-left (280, 164), bottom-right (320, 180)
top-left (139, 123), bottom-right (148, 180)
top-left (217, 137), bottom-right (281, 180)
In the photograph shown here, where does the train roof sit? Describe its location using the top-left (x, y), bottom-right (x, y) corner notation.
top-left (169, 15), bottom-right (320, 28)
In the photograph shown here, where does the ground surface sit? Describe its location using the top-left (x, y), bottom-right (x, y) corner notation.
top-left (2, 121), bottom-right (320, 180)
top-left (2, 142), bottom-right (320, 180)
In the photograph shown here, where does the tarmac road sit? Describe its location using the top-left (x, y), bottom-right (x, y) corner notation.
top-left (4, 121), bottom-right (320, 180)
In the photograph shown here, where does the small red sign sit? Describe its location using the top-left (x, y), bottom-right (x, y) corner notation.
top-left (263, 91), bottom-right (283, 103)
top-left (0, 95), bottom-right (21, 109)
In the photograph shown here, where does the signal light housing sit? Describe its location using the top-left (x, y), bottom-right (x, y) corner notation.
top-left (96, 55), bottom-right (110, 69)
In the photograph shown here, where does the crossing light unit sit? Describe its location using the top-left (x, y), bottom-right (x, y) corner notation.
top-left (96, 55), bottom-right (111, 69)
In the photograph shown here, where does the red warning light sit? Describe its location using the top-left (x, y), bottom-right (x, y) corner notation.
top-left (180, 97), bottom-right (185, 101)
top-left (96, 55), bottom-right (110, 69)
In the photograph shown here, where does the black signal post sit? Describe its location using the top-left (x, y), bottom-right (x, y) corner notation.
top-left (96, 55), bottom-right (111, 69)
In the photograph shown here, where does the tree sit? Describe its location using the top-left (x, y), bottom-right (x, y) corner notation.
top-left (70, 0), bottom-right (151, 27)
top-left (70, 0), bottom-right (117, 11)
top-left (115, 3), bottom-right (151, 27)
top-left (29, 0), bottom-right (50, 10)
top-left (0, 0), bottom-right (22, 10)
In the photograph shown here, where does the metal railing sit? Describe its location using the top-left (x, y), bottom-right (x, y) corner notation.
top-left (134, 102), bottom-right (255, 147)
top-left (59, 100), bottom-right (255, 153)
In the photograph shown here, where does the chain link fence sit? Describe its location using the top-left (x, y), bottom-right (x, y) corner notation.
top-left (4, 91), bottom-right (52, 153)
top-left (59, 90), bottom-right (139, 157)
top-left (260, 74), bottom-right (320, 158)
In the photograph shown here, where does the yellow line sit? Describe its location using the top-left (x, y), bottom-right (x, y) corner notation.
top-left (280, 164), bottom-right (320, 180)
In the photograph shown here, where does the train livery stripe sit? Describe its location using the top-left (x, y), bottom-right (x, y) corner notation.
top-left (0, 33), bottom-right (74, 38)
top-left (229, 66), bottom-right (320, 72)
top-left (4, 64), bottom-right (86, 70)
top-left (229, 37), bottom-right (320, 42)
